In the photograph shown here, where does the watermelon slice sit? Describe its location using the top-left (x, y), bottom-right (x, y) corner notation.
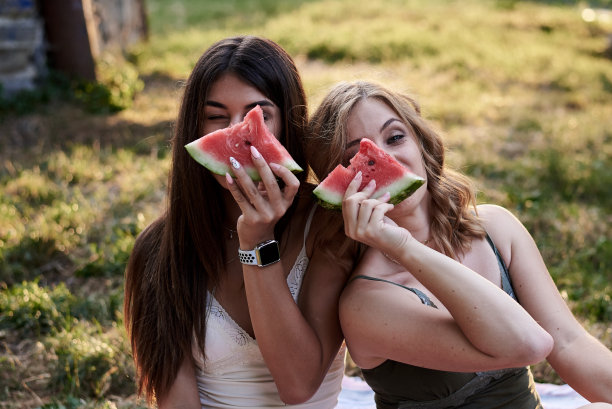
top-left (185, 105), bottom-right (303, 181)
top-left (313, 139), bottom-right (425, 210)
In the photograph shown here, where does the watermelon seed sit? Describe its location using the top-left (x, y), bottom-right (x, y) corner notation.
top-left (368, 160), bottom-right (375, 166)
top-left (245, 141), bottom-right (252, 146)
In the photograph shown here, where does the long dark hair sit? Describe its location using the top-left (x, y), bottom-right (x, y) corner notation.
top-left (124, 36), bottom-right (309, 404)
top-left (308, 81), bottom-right (485, 259)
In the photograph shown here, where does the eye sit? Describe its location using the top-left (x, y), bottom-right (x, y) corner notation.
top-left (207, 115), bottom-right (227, 121)
top-left (261, 110), bottom-right (272, 121)
top-left (387, 133), bottom-right (405, 144)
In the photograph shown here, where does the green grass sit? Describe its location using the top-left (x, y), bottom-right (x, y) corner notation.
top-left (1, 0), bottom-right (611, 406)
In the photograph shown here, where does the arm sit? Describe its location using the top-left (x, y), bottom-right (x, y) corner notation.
top-left (242, 221), bottom-right (350, 403)
top-left (226, 150), bottom-right (350, 404)
top-left (481, 204), bottom-right (612, 402)
top-left (341, 246), bottom-right (553, 372)
top-left (157, 356), bottom-right (201, 409)
top-left (340, 179), bottom-right (553, 371)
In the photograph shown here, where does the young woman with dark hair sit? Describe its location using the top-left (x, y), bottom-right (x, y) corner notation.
top-left (124, 36), bottom-right (355, 408)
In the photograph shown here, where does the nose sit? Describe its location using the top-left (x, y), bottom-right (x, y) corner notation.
top-left (229, 114), bottom-right (243, 126)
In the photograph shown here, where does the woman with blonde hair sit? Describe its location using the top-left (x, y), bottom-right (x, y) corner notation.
top-left (307, 80), bottom-right (612, 408)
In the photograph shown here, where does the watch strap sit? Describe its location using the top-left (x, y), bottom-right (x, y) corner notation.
top-left (238, 248), bottom-right (258, 265)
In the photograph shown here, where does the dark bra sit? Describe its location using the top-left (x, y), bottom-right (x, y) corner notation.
top-left (351, 233), bottom-right (517, 305)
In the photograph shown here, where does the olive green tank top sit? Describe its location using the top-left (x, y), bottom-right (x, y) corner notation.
top-left (355, 234), bottom-right (543, 409)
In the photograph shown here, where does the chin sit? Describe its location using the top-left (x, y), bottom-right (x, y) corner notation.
top-left (390, 186), bottom-right (427, 215)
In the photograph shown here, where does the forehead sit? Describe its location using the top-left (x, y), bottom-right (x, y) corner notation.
top-left (346, 98), bottom-right (398, 140)
top-left (207, 72), bottom-right (267, 102)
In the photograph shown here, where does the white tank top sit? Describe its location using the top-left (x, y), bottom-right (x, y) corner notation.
top-left (193, 207), bottom-right (346, 408)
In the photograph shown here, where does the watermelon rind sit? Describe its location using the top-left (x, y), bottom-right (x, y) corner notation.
top-left (185, 141), bottom-right (300, 181)
top-left (313, 174), bottom-right (424, 211)
top-left (184, 106), bottom-right (303, 181)
top-left (184, 141), bottom-right (239, 175)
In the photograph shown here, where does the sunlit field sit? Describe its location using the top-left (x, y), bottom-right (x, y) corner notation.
top-left (1, 0), bottom-right (611, 407)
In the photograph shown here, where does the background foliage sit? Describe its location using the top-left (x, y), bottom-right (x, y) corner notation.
top-left (1, 0), bottom-right (611, 407)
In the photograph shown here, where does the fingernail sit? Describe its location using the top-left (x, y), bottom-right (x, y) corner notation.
top-left (367, 179), bottom-right (376, 188)
top-left (229, 157), bottom-right (240, 169)
top-left (269, 163), bottom-right (279, 171)
top-left (355, 171), bottom-right (362, 180)
top-left (225, 173), bottom-right (233, 184)
top-left (381, 191), bottom-right (390, 202)
top-left (250, 146), bottom-right (261, 159)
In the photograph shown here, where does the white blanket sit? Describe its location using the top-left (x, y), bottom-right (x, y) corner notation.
top-left (336, 376), bottom-right (590, 409)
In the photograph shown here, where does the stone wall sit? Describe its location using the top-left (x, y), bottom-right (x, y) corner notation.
top-left (0, 0), bottom-right (45, 94)
top-left (0, 0), bottom-right (147, 95)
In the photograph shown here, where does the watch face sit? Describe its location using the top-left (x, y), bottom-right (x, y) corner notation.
top-left (258, 240), bottom-right (280, 266)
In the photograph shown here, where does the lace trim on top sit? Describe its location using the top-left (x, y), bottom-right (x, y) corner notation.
top-left (208, 297), bottom-right (253, 347)
top-left (194, 206), bottom-right (317, 374)
top-left (287, 205), bottom-right (315, 301)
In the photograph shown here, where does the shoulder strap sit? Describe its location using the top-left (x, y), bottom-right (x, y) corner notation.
top-left (484, 233), bottom-right (517, 301)
top-left (351, 275), bottom-right (437, 308)
top-left (302, 205), bottom-right (317, 247)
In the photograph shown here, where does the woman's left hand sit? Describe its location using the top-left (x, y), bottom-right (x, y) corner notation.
top-left (226, 146), bottom-right (300, 246)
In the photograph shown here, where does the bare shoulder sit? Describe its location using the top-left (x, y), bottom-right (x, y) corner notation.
top-left (341, 249), bottom-right (391, 311)
top-left (477, 204), bottom-right (525, 238)
top-left (477, 204), bottom-right (518, 223)
top-left (352, 246), bottom-right (394, 278)
top-left (342, 248), bottom-right (394, 297)
top-left (476, 204), bottom-right (529, 263)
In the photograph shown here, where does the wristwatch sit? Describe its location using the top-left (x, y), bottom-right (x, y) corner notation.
top-left (238, 239), bottom-right (281, 267)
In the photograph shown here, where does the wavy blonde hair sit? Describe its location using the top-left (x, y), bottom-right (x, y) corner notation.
top-left (307, 81), bottom-right (485, 259)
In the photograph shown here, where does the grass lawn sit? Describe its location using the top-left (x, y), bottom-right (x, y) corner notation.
top-left (1, 0), bottom-right (611, 407)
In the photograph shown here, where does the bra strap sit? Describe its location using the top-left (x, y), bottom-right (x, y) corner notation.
top-left (302, 205), bottom-right (317, 247)
top-left (351, 275), bottom-right (437, 308)
top-left (484, 233), bottom-right (517, 301)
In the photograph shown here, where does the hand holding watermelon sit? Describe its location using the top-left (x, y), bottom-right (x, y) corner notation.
top-left (341, 171), bottom-right (414, 258)
top-left (185, 106), bottom-right (304, 246)
top-left (225, 145), bottom-right (301, 247)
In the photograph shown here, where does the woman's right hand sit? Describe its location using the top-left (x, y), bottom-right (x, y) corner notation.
top-left (226, 146), bottom-right (300, 248)
top-left (341, 172), bottom-right (411, 257)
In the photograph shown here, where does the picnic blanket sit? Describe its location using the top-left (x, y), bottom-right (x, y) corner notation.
top-left (336, 375), bottom-right (590, 409)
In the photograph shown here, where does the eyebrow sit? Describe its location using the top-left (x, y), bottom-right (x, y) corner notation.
top-left (346, 118), bottom-right (402, 149)
top-left (205, 100), bottom-right (275, 110)
top-left (381, 118), bottom-right (401, 132)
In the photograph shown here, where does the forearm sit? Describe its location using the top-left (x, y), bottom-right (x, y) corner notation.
top-left (548, 334), bottom-right (612, 402)
top-left (242, 265), bottom-right (339, 404)
top-left (394, 238), bottom-right (552, 362)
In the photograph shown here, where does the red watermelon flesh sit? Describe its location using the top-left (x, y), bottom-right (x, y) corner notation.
top-left (185, 105), bottom-right (303, 181)
top-left (313, 138), bottom-right (425, 210)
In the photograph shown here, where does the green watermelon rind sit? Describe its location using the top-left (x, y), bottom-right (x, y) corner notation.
top-left (184, 105), bottom-right (303, 181)
top-left (313, 174), bottom-right (425, 211)
top-left (185, 140), bottom-right (303, 182)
